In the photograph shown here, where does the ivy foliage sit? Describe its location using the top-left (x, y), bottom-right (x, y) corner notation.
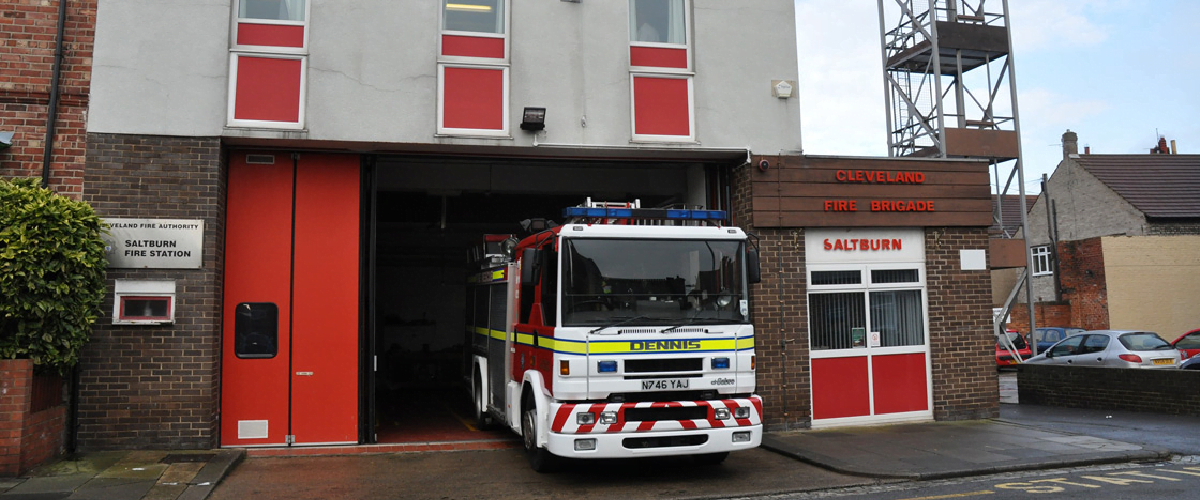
top-left (1, 178), bottom-right (108, 373)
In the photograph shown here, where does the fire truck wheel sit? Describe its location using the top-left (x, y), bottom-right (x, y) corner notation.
top-left (473, 372), bottom-right (493, 429)
top-left (522, 406), bottom-right (562, 472)
top-left (693, 452), bottom-right (729, 466)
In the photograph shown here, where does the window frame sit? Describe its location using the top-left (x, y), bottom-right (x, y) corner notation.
top-left (1031, 245), bottom-right (1053, 276)
top-left (226, 52), bottom-right (308, 130)
top-left (115, 295), bottom-right (175, 324)
top-left (436, 64), bottom-right (511, 137)
top-left (441, 0), bottom-right (507, 38)
top-left (628, 0), bottom-right (692, 51)
top-left (629, 73), bottom-right (695, 143)
top-left (436, 0), bottom-right (511, 137)
top-left (807, 263), bottom-right (929, 358)
top-left (230, 0), bottom-right (310, 54)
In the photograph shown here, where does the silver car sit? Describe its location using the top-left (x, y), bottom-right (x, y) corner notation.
top-left (1024, 330), bottom-right (1183, 369)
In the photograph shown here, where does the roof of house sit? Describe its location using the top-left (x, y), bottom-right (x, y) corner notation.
top-left (1077, 155), bottom-right (1200, 219)
top-left (990, 194), bottom-right (1037, 237)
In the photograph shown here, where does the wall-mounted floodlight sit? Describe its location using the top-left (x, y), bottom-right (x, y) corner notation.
top-left (0, 131), bottom-right (13, 150)
top-left (520, 107), bottom-right (546, 131)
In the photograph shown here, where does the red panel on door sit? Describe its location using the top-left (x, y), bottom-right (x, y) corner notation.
top-left (443, 67), bottom-right (504, 130)
top-left (237, 23), bottom-right (305, 48)
top-left (442, 35), bottom-right (505, 58)
top-left (234, 56), bottom-right (302, 123)
top-left (811, 357), bottom-right (870, 420)
top-left (630, 46), bottom-right (688, 69)
top-left (221, 153), bottom-right (294, 446)
top-left (872, 353), bottom-right (928, 414)
top-left (633, 76), bottom-right (690, 137)
top-left (290, 154), bottom-right (361, 444)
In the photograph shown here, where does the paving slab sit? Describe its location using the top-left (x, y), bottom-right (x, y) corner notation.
top-left (763, 419), bottom-right (1170, 480)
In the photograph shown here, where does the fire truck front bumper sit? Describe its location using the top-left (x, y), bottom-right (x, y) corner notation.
top-left (545, 396), bottom-right (763, 459)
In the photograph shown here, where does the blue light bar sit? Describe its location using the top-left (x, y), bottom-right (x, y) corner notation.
top-left (598, 361), bottom-right (618, 373)
top-left (561, 207), bottom-right (728, 222)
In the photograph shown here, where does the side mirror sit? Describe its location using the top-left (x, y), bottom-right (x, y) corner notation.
top-left (520, 248), bottom-right (539, 284)
top-left (746, 247), bottom-right (762, 285)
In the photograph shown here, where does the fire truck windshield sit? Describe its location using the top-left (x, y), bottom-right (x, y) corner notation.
top-left (562, 238), bottom-right (748, 327)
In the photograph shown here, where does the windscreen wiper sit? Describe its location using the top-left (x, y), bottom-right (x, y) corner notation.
top-left (589, 315), bottom-right (653, 334)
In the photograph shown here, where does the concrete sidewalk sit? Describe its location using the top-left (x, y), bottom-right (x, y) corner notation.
top-left (762, 418), bottom-right (1170, 480)
top-left (0, 449), bottom-right (242, 500)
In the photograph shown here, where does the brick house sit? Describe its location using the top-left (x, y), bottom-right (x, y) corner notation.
top-left (1010, 131), bottom-right (1200, 341)
top-left (3, 1), bottom-right (998, 454)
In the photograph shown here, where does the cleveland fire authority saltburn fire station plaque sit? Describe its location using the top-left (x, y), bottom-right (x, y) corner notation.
top-left (102, 218), bottom-right (203, 269)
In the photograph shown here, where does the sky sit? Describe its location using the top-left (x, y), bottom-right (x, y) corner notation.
top-left (793, 0), bottom-right (1200, 194)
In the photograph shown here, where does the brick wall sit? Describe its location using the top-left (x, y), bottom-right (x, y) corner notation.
top-left (80, 133), bottom-right (224, 450)
top-left (0, 1), bottom-right (96, 197)
top-left (926, 227), bottom-right (999, 420)
top-left (735, 157), bottom-right (811, 430)
top-left (1019, 364), bottom-right (1200, 417)
top-left (1007, 302), bottom-right (1072, 332)
top-left (0, 360), bottom-right (66, 477)
top-left (1058, 237), bottom-right (1109, 331)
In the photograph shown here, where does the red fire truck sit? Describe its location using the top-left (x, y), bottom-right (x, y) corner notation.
top-left (465, 200), bottom-right (763, 471)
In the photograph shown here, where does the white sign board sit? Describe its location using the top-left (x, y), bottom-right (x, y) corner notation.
top-left (102, 218), bottom-right (204, 269)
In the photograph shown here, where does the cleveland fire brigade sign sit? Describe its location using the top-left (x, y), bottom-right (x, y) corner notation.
top-left (102, 218), bottom-right (203, 269)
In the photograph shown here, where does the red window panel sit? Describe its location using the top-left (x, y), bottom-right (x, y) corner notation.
top-left (442, 35), bottom-right (505, 59)
top-left (811, 357), bottom-right (871, 420)
top-left (630, 46), bottom-right (688, 69)
top-left (443, 67), bottom-right (504, 131)
top-left (234, 56), bottom-right (303, 123)
top-left (632, 76), bottom-right (690, 137)
top-left (871, 353), bottom-right (929, 414)
top-left (237, 23), bottom-right (305, 48)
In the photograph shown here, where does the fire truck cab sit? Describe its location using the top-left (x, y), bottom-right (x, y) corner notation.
top-left (465, 201), bottom-right (763, 471)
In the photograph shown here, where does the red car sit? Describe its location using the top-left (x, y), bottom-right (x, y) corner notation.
top-left (996, 330), bottom-right (1032, 366)
top-left (1173, 328), bottom-right (1200, 360)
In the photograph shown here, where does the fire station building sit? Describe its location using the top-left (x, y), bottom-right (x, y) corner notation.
top-left (64, 0), bottom-right (996, 450)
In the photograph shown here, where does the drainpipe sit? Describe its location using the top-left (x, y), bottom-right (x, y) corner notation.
top-left (41, 0), bottom-right (68, 188)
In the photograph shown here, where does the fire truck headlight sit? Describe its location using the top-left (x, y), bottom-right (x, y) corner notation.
top-left (733, 431), bottom-right (752, 443)
top-left (600, 411), bottom-right (617, 424)
top-left (733, 407), bottom-right (751, 419)
top-left (714, 408), bottom-right (731, 420)
top-left (576, 412), bottom-right (596, 425)
top-left (574, 438), bottom-right (597, 451)
top-left (597, 360), bottom-right (617, 373)
top-left (711, 357), bottom-right (730, 370)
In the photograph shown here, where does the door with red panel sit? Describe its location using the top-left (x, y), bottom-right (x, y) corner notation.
top-left (222, 152), bottom-right (360, 446)
top-left (808, 270), bottom-right (931, 426)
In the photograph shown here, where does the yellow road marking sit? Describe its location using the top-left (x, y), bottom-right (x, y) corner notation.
top-left (895, 490), bottom-right (994, 500)
top-left (445, 402), bottom-right (479, 432)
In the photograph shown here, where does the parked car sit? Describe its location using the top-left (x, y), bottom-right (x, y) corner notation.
top-left (1024, 330), bottom-right (1183, 369)
top-left (1182, 355), bottom-right (1200, 370)
top-left (1031, 327), bottom-right (1086, 353)
top-left (996, 330), bottom-right (1031, 366)
top-left (1171, 328), bottom-right (1200, 360)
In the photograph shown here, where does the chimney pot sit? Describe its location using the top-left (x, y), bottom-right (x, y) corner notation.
top-left (1062, 130), bottom-right (1078, 159)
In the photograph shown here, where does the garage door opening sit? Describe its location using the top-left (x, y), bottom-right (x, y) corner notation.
top-left (367, 157), bottom-right (707, 444)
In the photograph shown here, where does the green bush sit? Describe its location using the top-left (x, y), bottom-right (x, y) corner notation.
top-left (0, 178), bottom-right (107, 373)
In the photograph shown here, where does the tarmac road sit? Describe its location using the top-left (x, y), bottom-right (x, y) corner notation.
top-left (207, 448), bottom-right (878, 500)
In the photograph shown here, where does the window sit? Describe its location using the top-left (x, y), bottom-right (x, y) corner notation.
top-left (628, 0), bottom-right (693, 142)
top-left (630, 0), bottom-right (686, 44)
top-left (240, 0), bottom-right (305, 21)
top-left (443, 0), bottom-right (504, 34)
top-left (234, 302), bottom-right (278, 359)
top-left (1031, 245), bottom-right (1053, 276)
top-left (1080, 334), bottom-right (1110, 354)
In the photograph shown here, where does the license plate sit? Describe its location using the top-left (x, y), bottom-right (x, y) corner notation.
top-left (641, 378), bottom-right (690, 390)
top-left (1152, 358), bottom-right (1174, 365)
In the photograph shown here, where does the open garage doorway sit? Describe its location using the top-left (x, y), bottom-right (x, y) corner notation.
top-left (366, 156), bottom-right (711, 444)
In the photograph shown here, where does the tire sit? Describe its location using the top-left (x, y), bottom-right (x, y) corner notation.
top-left (473, 371), bottom-right (492, 430)
top-left (522, 405), bottom-right (561, 472)
top-left (693, 452), bottom-right (729, 466)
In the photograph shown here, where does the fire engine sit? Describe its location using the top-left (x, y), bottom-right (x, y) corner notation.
top-left (465, 200), bottom-right (763, 471)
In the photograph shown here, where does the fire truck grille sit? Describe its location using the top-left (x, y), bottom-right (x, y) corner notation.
top-left (625, 358), bottom-right (703, 373)
top-left (622, 434), bottom-right (708, 449)
top-left (624, 406), bottom-right (708, 422)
